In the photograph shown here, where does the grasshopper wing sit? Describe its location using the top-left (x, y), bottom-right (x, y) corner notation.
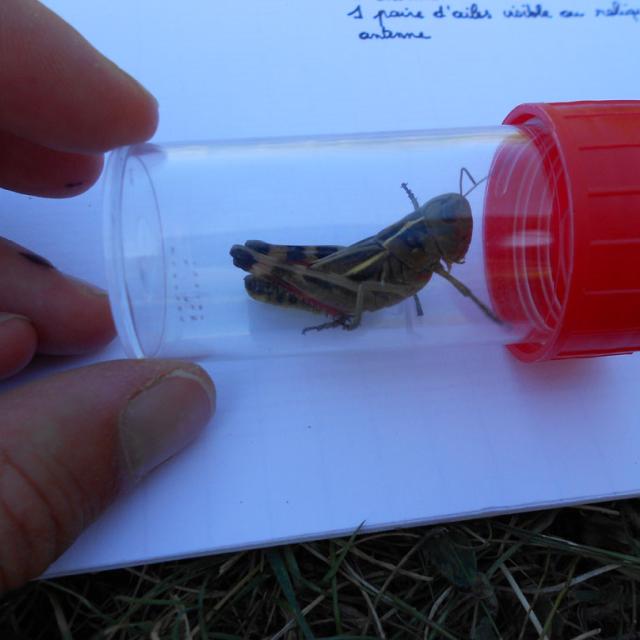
top-left (243, 240), bottom-right (344, 266)
top-left (231, 243), bottom-right (365, 315)
top-left (308, 238), bottom-right (388, 278)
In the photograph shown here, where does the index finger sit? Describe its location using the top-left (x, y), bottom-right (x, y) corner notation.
top-left (0, 0), bottom-right (158, 153)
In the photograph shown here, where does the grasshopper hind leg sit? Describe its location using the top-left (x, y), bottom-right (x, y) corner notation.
top-left (302, 316), bottom-right (352, 334)
top-left (244, 275), bottom-right (351, 331)
top-left (244, 275), bottom-right (313, 311)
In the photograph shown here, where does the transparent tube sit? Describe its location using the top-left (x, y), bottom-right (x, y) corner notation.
top-left (103, 128), bottom-right (550, 360)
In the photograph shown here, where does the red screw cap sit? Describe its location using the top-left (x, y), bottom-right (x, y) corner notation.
top-left (484, 101), bottom-right (640, 362)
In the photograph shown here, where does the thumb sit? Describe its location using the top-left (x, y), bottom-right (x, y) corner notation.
top-left (0, 359), bottom-right (215, 593)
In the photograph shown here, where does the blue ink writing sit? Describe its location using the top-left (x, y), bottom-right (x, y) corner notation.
top-left (373, 8), bottom-right (425, 21)
top-left (503, 3), bottom-right (552, 17)
top-left (359, 27), bottom-right (432, 40)
top-left (433, 4), bottom-right (492, 19)
top-left (347, 1), bottom-right (635, 45)
top-left (595, 1), bottom-right (640, 20)
top-left (358, 3), bottom-right (432, 40)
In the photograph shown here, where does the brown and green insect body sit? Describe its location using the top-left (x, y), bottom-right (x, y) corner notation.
top-left (230, 174), bottom-right (499, 332)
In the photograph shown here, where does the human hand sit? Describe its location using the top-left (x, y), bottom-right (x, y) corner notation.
top-left (0, 0), bottom-right (215, 592)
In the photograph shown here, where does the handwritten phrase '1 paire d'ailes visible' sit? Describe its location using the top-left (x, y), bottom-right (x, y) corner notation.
top-left (348, 1), bottom-right (640, 41)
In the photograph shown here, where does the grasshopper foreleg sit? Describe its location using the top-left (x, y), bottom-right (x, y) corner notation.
top-left (433, 264), bottom-right (501, 324)
top-left (347, 279), bottom-right (417, 331)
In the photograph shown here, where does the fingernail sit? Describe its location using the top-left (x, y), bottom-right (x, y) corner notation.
top-left (67, 275), bottom-right (108, 297)
top-left (119, 368), bottom-right (215, 480)
top-left (18, 250), bottom-right (55, 270)
top-left (0, 312), bottom-right (30, 326)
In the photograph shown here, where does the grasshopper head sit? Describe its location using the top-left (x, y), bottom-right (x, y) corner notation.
top-left (424, 193), bottom-right (473, 269)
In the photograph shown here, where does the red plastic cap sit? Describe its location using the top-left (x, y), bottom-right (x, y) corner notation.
top-left (484, 101), bottom-right (640, 362)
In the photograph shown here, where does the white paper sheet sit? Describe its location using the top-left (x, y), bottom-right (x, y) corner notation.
top-left (1, 0), bottom-right (639, 576)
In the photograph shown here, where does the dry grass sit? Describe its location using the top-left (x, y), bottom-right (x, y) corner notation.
top-left (3, 501), bottom-right (640, 639)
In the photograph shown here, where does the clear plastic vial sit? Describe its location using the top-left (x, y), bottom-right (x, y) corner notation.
top-left (103, 102), bottom-right (640, 362)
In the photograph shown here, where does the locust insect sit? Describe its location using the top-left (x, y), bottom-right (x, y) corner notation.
top-left (230, 169), bottom-right (501, 333)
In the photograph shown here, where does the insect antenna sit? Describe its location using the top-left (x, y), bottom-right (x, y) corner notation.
top-left (459, 167), bottom-right (487, 198)
top-left (401, 182), bottom-right (421, 211)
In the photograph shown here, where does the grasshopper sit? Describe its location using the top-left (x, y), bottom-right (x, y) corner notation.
top-left (230, 169), bottom-right (500, 332)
